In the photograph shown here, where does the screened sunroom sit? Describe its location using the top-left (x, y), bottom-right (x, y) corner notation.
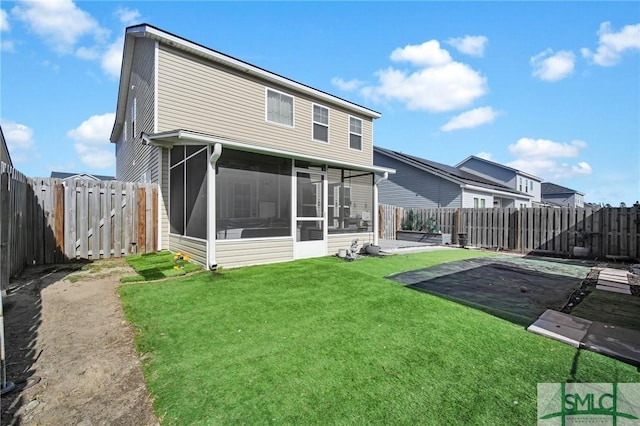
top-left (144, 130), bottom-right (392, 269)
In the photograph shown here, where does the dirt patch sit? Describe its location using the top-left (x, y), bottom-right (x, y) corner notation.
top-left (1, 258), bottom-right (158, 425)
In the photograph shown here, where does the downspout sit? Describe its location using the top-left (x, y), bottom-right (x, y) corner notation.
top-left (207, 143), bottom-right (222, 270)
top-left (373, 171), bottom-right (388, 246)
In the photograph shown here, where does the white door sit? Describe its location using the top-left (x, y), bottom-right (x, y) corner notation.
top-left (293, 169), bottom-right (326, 259)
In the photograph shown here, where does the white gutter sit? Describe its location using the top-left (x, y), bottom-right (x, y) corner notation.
top-left (207, 143), bottom-right (222, 270)
top-left (373, 172), bottom-right (389, 246)
top-left (143, 130), bottom-right (395, 175)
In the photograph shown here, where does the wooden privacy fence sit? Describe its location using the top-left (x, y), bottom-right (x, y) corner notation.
top-left (380, 204), bottom-right (640, 260)
top-left (0, 163), bottom-right (158, 289)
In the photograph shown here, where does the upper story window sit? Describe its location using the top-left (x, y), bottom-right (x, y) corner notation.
top-left (266, 88), bottom-right (294, 127)
top-left (349, 116), bottom-right (362, 150)
top-left (312, 104), bottom-right (329, 142)
top-left (519, 177), bottom-right (523, 192)
top-left (530, 180), bottom-right (534, 191)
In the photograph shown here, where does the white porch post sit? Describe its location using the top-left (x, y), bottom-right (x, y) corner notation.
top-left (373, 172), bottom-right (388, 246)
top-left (207, 143), bottom-right (222, 270)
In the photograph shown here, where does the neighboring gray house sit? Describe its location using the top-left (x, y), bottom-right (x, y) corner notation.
top-left (374, 147), bottom-right (532, 209)
top-left (0, 125), bottom-right (13, 167)
top-left (50, 171), bottom-right (115, 181)
top-left (110, 24), bottom-right (394, 269)
top-left (541, 182), bottom-right (585, 207)
top-left (456, 155), bottom-right (543, 207)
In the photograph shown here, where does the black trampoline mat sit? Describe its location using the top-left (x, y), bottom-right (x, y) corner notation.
top-left (389, 257), bottom-right (591, 326)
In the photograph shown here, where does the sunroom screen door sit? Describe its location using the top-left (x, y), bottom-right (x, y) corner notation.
top-left (293, 170), bottom-right (327, 259)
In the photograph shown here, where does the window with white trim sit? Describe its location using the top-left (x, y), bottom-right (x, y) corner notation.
top-left (473, 198), bottom-right (486, 208)
top-left (312, 104), bottom-right (329, 142)
top-left (131, 98), bottom-right (136, 139)
top-left (266, 89), bottom-right (294, 127)
top-left (349, 116), bottom-right (362, 150)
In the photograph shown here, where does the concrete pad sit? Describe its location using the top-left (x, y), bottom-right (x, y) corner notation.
top-left (600, 268), bottom-right (630, 277)
top-left (599, 275), bottom-right (629, 284)
top-left (527, 310), bottom-right (592, 348)
top-left (582, 322), bottom-right (640, 368)
top-left (538, 309), bottom-right (593, 329)
top-left (597, 279), bottom-right (632, 290)
top-left (596, 284), bottom-right (632, 295)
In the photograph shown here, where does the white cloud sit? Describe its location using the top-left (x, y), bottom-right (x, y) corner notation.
top-left (74, 144), bottom-right (115, 169)
top-left (115, 7), bottom-right (140, 26)
top-left (506, 137), bottom-right (591, 179)
top-left (531, 49), bottom-right (575, 82)
top-left (12, 0), bottom-right (108, 54)
top-left (362, 62), bottom-right (487, 113)
top-left (101, 36), bottom-right (124, 79)
top-left (440, 106), bottom-right (500, 132)
top-left (446, 35), bottom-right (488, 57)
top-left (581, 22), bottom-right (640, 66)
top-left (68, 113), bottom-right (115, 144)
top-left (68, 113), bottom-right (116, 169)
top-left (331, 77), bottom-right (364, 91)
top-left (361, 40), bottom-right (487, 112)
top-left (476, 152), bottom-right (493, 161)
top-left (509, 138), bottom-right (586, 159)
top-left (1, 119), bottom-right (35, 151)
top-left (76, 45), bottom-right (100, 60)
top-left (1, 119), bottom-right (38, 166)
top-left (390, 40), bottom-right (452, 67)
top-left (0, 8), bottom-right (10, 31)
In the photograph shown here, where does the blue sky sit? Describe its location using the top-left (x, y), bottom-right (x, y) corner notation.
top-left (1, 1), bottom-right (638, 205)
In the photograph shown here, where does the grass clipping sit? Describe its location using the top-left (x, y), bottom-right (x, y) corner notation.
top-left (121, 250), bottom-right (202, 283)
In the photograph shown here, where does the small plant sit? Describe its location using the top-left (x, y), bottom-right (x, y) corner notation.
top-left (173, 252), bottom-right (190, 271)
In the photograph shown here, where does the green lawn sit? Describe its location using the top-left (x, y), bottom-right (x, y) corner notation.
top-left (119, 250), bottom-right (640, 425)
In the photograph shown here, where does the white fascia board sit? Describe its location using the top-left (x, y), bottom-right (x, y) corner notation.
top-left (110, 33), bottom-right (136, 143)
top-left (144, 130), bottom-right (395, 174)
top-left (463, 183), bottom-right (533, 199)
top-left (138, 25), bottom-right (381, 119)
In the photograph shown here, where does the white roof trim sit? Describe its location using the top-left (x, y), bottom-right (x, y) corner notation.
top-left (463, 183), bottom-right (534, 199)
top-left (142, 130), bottom-right (395, 175)
top-left (456, 155), bottom-right (543, 181)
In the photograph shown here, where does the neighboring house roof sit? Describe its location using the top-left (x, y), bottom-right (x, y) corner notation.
top-left (456, 155), bottom-right (542, 181)
top-left (0, 125), bottom-right (13, 167)
top-left (50, 171), bottom-right (115, 181)
top-left (111, 23), bottom-right (381, 142)
top-left (374, 146), bottom-right (530, 198)
top-left (541, 182), bottom-right (584, 196)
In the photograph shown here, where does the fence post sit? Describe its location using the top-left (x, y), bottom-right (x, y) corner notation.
top-left (137, 187), bottom-right (146, 254)
top-left (54, 183), bottom-right (65, 263)
top-left (0, 173), bottom-right (9, 291)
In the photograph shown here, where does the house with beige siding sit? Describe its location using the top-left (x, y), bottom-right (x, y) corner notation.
top-left (110, 24), bottom-right (394, 269)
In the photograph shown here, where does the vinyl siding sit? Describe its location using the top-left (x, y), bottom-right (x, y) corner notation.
top-left (374, 153), bottom-right (462, 208)
top-left (327, 233), bottom-right (373, 256)
top-left (461, 188), bottom-right (494, 208)
top-left (458, 158), bottom-right (516, 188)
top-left (169, 234), bottom-right (207, 266)
top-left (216, 238), bottom-right (294, 269)
top-left (542, 193), bottom-right (578, 207)
top-left (116, 38), bottom-right (160, 183)
top-left (157, 45), bottom-right (373, 166)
